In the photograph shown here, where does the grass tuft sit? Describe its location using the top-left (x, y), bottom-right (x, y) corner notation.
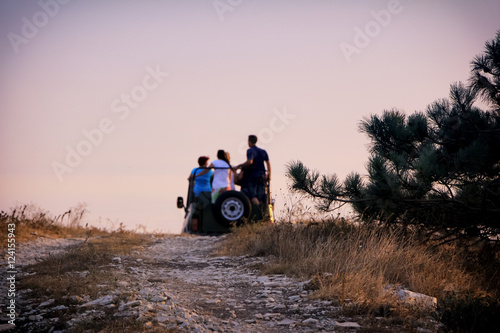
top-left (0, 203), bottom-right (103, 243)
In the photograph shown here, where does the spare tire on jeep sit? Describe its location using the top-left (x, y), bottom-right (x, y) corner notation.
top-left (213, 190), bottom-right (251, 227)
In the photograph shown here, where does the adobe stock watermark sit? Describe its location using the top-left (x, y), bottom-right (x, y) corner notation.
top-left (237, 106), bottom-right (296, 155)
top-left (51, 65), bottom-right (169, 182)
top-left (339, 0), bottom-right (404, 64)
top-left (213, 0), bottom-right (243, 22)
top-left (7, 0), bottom-right (71, 54)
top-left (5, 221), bottom-right (17, 328)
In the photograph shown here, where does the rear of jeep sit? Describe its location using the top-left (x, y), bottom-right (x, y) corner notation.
top-left (177, 169), bottom-right (273, 234)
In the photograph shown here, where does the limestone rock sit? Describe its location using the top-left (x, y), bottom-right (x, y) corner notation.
top-left (80, 295), bottom-right (114, 308)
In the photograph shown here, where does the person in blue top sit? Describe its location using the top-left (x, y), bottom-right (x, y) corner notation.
top-left (235, 135), bottom-right (271, 205)
top-left (188, 156), bottom-right (213, 197)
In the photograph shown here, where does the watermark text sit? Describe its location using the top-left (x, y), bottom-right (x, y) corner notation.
top-left (51, 65), bottom-right (169, 182)
top-left (5, 221), bottom-right (17, 327)
top-left (237, 106), bottom-right (296, 155)
top-left (213, 0), bottom-right (243, 21)
top-left (339, 0), bottom-right (404, 63)
top-left (7, 0), bottom-right (71, 54)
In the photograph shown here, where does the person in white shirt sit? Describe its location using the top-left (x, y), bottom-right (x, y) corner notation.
top-left (196, 149), bottom-right (234, 203)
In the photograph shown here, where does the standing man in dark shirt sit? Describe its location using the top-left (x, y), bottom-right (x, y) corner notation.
top-left (236, 135), bottom-right (271, 205)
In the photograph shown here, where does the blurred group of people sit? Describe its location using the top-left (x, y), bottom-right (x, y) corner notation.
top-left (188, 135), bottom-right (271, 205)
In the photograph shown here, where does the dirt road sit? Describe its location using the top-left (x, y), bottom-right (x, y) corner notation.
top-left (1, 235), bottom-right (372, 332)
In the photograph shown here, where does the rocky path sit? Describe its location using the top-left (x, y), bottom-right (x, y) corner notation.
top-left (137, 235), bottom-right (349, 332)
top-left (1, 235), bottom-right (366, 332)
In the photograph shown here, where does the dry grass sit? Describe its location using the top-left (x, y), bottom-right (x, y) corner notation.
top-left (1, 203), bottom-right (167, 332)
top-left (20, 230), bottom-right (153, 299)
top-left (217, 219), bottom-right (499, 330)
top-left (18, 231), bottom-right (167, 333)
top-left (0, 203), bottom-right (106, 244)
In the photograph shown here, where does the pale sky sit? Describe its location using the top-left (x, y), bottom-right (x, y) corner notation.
top-left (1, 0), bottom-right (499, 233)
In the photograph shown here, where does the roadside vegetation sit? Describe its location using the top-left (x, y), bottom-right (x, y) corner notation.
top-left (1, 204), bottom-right (167, 332)
top-left (217, 218), bottom-right (500, 332)
top-left (287, 30), bottom-right (500, 244)
top-left (0, 203), bottom-right (92, 244)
